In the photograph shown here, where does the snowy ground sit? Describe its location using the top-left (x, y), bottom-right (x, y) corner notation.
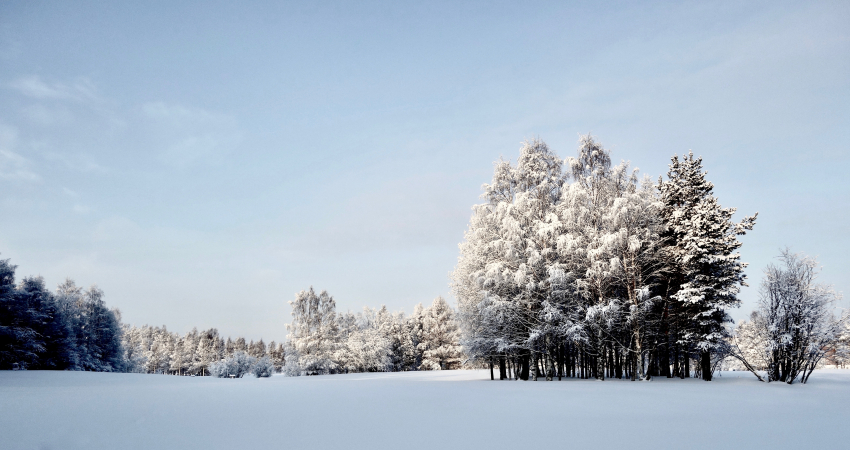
top-left (2, 369), bottom-right (849, 449)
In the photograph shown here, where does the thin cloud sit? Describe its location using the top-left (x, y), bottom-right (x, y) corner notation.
top-left (43, 151), bottom-right (110, 174)
top-left (9, 75), bottom-right (101, 102)
top-left (0, 124), bottom-right (40, 182)
top-left (141, 101), bottom-right (242, 167)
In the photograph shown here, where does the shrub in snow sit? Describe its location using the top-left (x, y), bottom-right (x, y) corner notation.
top-left (251, 356), bottom-right (274, 378)
top-left (209, 351), bottom-right (255, 378)
top-left (282, 343), bottom-right (302, 376)
top-left (730, 250), bottom-right (846, 384)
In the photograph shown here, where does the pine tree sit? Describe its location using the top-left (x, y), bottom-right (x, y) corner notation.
top-left (0, 260), bottom-right (42, 368)
top-left (419, 297), bottom-right (463, 370)
top-left (249, 339), bottom-right (267, 359)
top-left (55, 278), bottom-right (86, 369)
top-left (268, 341), bottom-right (285, 372)
top-left (658, 152), bottom-right (756, 380)
top-left (79, 285), bottom-right (124, 372)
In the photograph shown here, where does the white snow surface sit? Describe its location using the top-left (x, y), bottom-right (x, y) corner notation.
top-left (2, 369), bottom-right (849, 449)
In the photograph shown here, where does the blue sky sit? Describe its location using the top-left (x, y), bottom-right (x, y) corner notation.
top-left (1, 0), bottom-right (848, 341)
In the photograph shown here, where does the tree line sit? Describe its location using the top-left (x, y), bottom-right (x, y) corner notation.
top-left (0, 253), bottom-right (465, 377)
top-left (121, 324), bottom-right (285, 377)
top-left (283, 287), bottom-right (464, 375)
top-left (0, 254), bottom-right (286, 376)
top-left (0, 258), bottom-right (123, 371)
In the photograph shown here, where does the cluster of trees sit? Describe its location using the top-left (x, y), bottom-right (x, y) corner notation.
top-left (121, 325), bottom-right (285, 376)
top-left (283, 287), bottom-right (463, 375)
top-left (0, 257), bottom-right (123, 371)
top-left (729, 249), bottom-right (848, 384)
top-left (452, 136), bottom-right (757, 381)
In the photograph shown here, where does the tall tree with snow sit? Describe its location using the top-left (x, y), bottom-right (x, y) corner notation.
top-left (419, 297), bottom-right (463, 370)
top-left (286, 287), bottom-right (340, 375)
top-left (658, 152), bottom-right (756, 380)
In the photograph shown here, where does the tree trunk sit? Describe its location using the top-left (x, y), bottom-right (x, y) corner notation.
top-left (499, 354), bottom-right (507, 380)
top-left (700, 350), bottom-right (712, 381)
top-left (531, 351), bottom-right (538, 381)
top-left (489, 356), bottom-right (494, 380)
top-left (520, 353), bottom-right (529, 380)
top-left (635, 328), bottom-right (644, 380)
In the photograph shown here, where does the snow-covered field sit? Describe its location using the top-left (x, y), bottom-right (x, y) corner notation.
top-left (2, 369), bottom-right (849, 450)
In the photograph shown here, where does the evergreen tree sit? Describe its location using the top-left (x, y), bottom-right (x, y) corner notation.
top-left (78, 285), bottom-right (124, 371)
top-left (419, 297), bottom-right (463, 370)
top-left (18, 277), bottom-right (74, 369)
top-left (0, 259), bottom-right (42, 368)
top-left (658, 152), bottom-right (756, 380)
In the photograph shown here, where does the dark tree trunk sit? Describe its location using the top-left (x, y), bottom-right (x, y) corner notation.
top-left (520, 353), bottom-right (530, 380)
top-left (700, 350), bottom-right (712, 381)
top-left (499, 354), bottom-right (507, 380)
top-left (557, 344), bottom-right (563, 381)
top-left (616, 350), bottom-right (623, 379)
top-left (672, 342), bottom-right (680, 378)
top-left (490, 356), bottom-right (494, 380)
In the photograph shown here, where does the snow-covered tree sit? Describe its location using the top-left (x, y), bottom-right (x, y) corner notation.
top-left (286, 287), bottom-right (340, 375)
top-left (268, 341), bottom-right (285, 372)
top-left (338, 308), bottom-right (392, 373)
top-left (419, 297), bottom-right (463, 370)
top-left (732, 250), bottom-right (845, 384)
top-left (658, 152), bottom-right (756, 380)
top-left (248, 339), bottom-right (267, 359)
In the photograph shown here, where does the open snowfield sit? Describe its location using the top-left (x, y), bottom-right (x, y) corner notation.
top-left (2, 370), bottom-right (849, 450)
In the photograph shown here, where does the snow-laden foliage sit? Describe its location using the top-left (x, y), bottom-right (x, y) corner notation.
top-left (730, 250), bottom-right (846, 383)
top-left (250, 356), bottom-right (275, 377)
top-left (121, 324), bottom-right (284, 376)
top-left (284, 289), bottom-right (462, 376)
top-left (453, 136), bottom-right (758, 381)
top-left (286, 287), bottom-right (339, 375)
top-left (207, 351), bottom-right (274, 378)
top-left (419, 297), bottom-right (463, 370)
top-left (0, 256), bottom-right (123, 372)
top-left (658, 152), bottom-right (757, 380)
top-left (209, 351), bottom-right (255, 378)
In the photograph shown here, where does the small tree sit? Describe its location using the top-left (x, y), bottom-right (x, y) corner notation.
top-left (419, 297), bottom-right (463, 370)
top-left (731, 249), bottom-right (845, 384)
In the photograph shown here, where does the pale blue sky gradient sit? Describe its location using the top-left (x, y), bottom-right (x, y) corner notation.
top-left (1, 0), bottom-right (848, 341)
